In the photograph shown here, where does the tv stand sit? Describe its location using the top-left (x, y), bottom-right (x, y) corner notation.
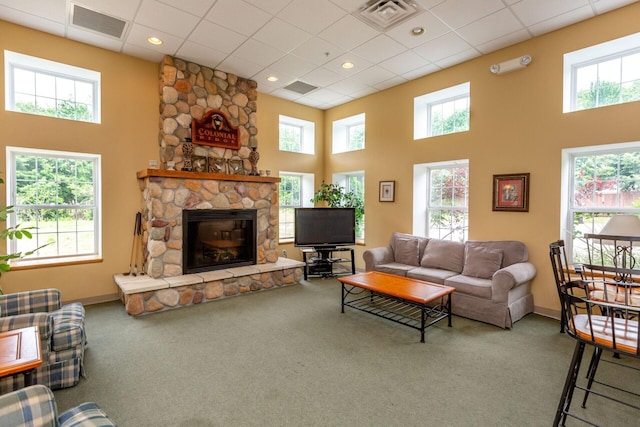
top-left (302, 247), bottom-right (355, 279)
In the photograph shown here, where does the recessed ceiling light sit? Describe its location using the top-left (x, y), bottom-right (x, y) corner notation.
top-left (266, 76), bottom-right (278, 82)
top-left (410, 26), bottom-right (425, 36)
top-left (147, 36), bottom-right (163, 45)
top-left (342, 62), bottom-right (354, 69)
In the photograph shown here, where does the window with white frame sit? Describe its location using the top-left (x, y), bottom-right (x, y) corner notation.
top-left (278, 172), bottom-right (314, 240)
top-left (332, 113), bottom-right (365, 153)
top-left (563, 32), bottom-right (640, 113)
top-left (413, 160), bottom-right (468, 241)
top-left (6, 147), bottom-right (102, 262)
top-left (414, 82), bottom-right (470, 140)
top-left (279, 115), bottom-right (315, 154)
top-left (333, 171), bottom-right (364, 239)
top-left (560, 142), bottom-right (640, 263)
top-left (4, 50), bottom-right (101, 123)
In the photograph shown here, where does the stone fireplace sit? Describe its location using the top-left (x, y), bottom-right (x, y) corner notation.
top-left (112, 55), bottom-right (305, 316)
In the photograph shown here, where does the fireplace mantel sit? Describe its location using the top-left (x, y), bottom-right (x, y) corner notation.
top-left (137, 169), bottom-right (280, 184)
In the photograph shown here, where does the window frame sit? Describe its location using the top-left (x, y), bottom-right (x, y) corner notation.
top-left (563, 32), bottom-right (640, 113)
top-left (278, 115), bottom-right (315, 154)
top-left (4, 50), bottom-right (101, 123)
top-left (561, 141), bottom-right (640, 263)
top-left (413, 159), bottom-right (469, 241)
top-left (332, 113), bottom-right (365, 154)
top-left (414, 82), bottom-right (470, 140)
top-left (6, 146), bottom-right (102, 265)
top-left (278, 171), bottom-right (314, 241)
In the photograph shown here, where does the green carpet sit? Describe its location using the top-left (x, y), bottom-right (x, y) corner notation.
top-left (53, 278), bottom-right (639, 426)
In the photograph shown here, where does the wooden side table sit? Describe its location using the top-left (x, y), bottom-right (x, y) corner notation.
top-left (0, 326), bottom-right (43, 386)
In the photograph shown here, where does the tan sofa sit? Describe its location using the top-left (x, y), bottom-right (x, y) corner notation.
top-left (363, 232), bottom-right (536, 328)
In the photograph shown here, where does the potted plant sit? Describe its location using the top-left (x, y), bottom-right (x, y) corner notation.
top-left (311, 181), bottom-right (365, 236)
top-left (0, 175), bottom-right (40, 294)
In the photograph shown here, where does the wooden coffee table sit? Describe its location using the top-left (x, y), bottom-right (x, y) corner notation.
top-left (339, 271), bottom-right (455, 343)
top-left (0, 326), bottom-right (42, 386)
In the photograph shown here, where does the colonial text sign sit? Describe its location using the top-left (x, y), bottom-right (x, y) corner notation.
top-left (191, 110), bottom-right (240, 149)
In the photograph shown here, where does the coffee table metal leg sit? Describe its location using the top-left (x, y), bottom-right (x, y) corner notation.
top-left (420, 306), bottom-right (426, 343)
top-left (447, 295), bottom-right (452, 327)
top-left (341, 283), bottom-right (345, 313)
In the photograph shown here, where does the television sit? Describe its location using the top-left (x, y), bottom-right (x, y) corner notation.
top-left (294, 208), bottom-right (356, 249)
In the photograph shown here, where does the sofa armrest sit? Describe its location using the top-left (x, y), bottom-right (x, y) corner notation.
top-left (59, 402), bottom-right (118, 427)
top-left (363, 246), bottom-right (394, 271)
top-left (0, 289), bottom-right (62, 317)
top-left (0, 385), bottom-right (58, 427)
top-left (491, 262), bottom-right (537, 302)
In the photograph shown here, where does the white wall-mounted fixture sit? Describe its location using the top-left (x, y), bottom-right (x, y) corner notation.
top-left (490, 55), bottom-right (532, 75)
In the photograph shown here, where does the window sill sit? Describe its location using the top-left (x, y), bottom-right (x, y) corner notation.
top-left (9, 255), bottom-right (103, 271)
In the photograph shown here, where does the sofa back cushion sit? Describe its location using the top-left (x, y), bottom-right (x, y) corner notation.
top-left (461, 245), bottom-right (504, 279)
top-left (420, 239), bottom-right (465, 273)
top-left (464, 240), bottom-right (528, 267)
top-left (390, 232), bottom-right (428, 266)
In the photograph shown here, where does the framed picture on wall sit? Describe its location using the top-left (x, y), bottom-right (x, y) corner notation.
top-left (492, 173), bottom-right (530, 212)
top-left (379, 181), bottom-right (395, 202)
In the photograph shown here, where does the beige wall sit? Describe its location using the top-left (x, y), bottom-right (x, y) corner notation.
top-left (1, 3), bottom-right (639, 317)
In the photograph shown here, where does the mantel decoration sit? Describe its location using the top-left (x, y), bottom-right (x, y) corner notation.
top-left (248, 146), bottom-right (260, 176)
top-left (191, 109), bottom-right (240, 150)
top-left (379, 181), bottom-right (395, 202)
top-left (492, 173), bottom-right (530, 212)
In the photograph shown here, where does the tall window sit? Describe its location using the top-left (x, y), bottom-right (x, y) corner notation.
top-left (279, 115), bottom-right (314, 154)
top-left (414, 82), bottom-right (470, 139)
top-left (333, 171), bottom-right (364, 239)
top-left (278, 172), bottom-right (314, 240)
top-left (413, 160), bottom-right (468, 241)
top-left (6, 147), bottom-right (101, 262)
top-left (5, 50), bottom-right (101, 123)
top-left (332, 113), bottom-right (365, 153)
top-left (561, 142), bottom-right (640, 263)
top-left (564, 32), bottom-right (640, 113)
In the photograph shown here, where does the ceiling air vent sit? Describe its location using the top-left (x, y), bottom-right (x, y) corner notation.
top-left (284, 81), bottom-right (318, 95)
top-left (355, 0), bottom-right (424, 32)
top-left (71, 3), bottom-right (128, 39)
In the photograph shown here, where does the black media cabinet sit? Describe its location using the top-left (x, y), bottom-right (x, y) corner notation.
top-left (302, 247), bottom-right (356, 279)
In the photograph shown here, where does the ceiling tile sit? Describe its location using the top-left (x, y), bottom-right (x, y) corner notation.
top-left (122, 42), bottom-right (166, 63)
top-left (156, 0), bottom-right (215, 17)
top-left (379, 50), bottom-right (430, 75)
top-left (385, 11), bottom-right (451, 48)
top-left (457, 9), bottom-right (525, 46)
top-left (134, 0), bottom-right (200, 39)
top-left (0, 0), bottom-right (66, 23)
top-left (434, 48), bottom-right (480, 68)
top-left (188, 20), bottom-right (245, 54)
top-left (402, 63), bottom-right (440, 80)
top-left (77, 0), bottom-right (141, 21)
top-left (413, 32), bottom-right (473, 63)
top-left (290, 38), bottom-right (345, 66)
top-left (279, 0), bottom-right (347, 34)
top-left (323, 52), bottom-right (374, 77)
top-left (300, 67), bottom-right (343, 87)
top-left (430, 0), bottom-right (506, 29)
top-left (216, 55), bottom-right (264, 79)
top-left (67, 27), bottom-right (125, 52)
top-left (349, 65), bottom-right (395, 86)
top-left (243, 0), bottom-right (291, 14)
top-left (511, 0), bottom-right (591, 27)
top-left (352, 34), bottom-right (408, 63)
top-left (593, 0), bottom-right (639, 14)
top-left (252, 18), bottom-right (312, 54)
top-left (527, 6), bottom-right (594, 37)
top-left (318, 14), bottom-right (379, 51)
top-left (175, 41), bottom-right (228, 70)
top-left (327, 78), bottom-right (371, 95)
top-left (126, 23), bottom-right (184, 54)
top-left (267, 54), bottom-right (318, 78)
top-left (475, 29), bottom-right (531, 54)
top-left (233, 38), bottom-right (285, 66)
top-left (252, 67), bottom-right (298, 92)
top-left (205, 0), bottom-right (272, 37)
top-left (0, 6), bottom-right (66, 36)
top-left (373, 75), bottom-right (407, 91)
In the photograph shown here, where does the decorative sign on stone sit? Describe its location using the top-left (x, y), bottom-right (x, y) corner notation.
top-left (191, 110), bottom-right (240, 149)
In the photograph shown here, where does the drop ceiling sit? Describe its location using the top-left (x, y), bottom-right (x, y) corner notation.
top-left (0, 0), bottom-right (637, 110)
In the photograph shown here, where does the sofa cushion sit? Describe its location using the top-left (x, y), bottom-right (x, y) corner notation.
top-left (461, 245), bottom-right (503, 279)
top-left (465, 240), bottom-right (527, 267)
top-left (406, 267), bottom-right (459, 285)
top-left (420, 239), bottom-right (465, 273)
top-left (373, 263), bottom-right (413, 277)
top-left (390, 232), bottom-right (429, 262)
top-left (394, 238), bottom-right (420, 266)
top-left (445, 274), bottom-right (492, 299)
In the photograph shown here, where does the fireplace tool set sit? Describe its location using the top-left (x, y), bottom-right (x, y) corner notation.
top-left (124, 212), bottom-right (144, 276)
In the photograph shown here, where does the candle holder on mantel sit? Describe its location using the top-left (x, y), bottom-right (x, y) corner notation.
top-left (181, 139), bottom-right (194, 172)
top-left (248, 146), bottom-right (260, 176)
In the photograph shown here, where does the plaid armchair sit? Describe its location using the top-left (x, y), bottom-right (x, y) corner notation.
top-left (0, 289), bottom-right (86, 394)
top-left (0, 384), bottom-right (116, 426)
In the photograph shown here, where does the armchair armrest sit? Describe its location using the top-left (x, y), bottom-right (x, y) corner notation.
top-left (0, 312), bottom-right (53, 340)
top-left (492, 262), bottom-right (537, 302)
top-left (0, 385), bottom-right (57, 427)
top-left (0, 289), bottom-right (61, 317)
top-left (363, 246), bottom-right (394, 271)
